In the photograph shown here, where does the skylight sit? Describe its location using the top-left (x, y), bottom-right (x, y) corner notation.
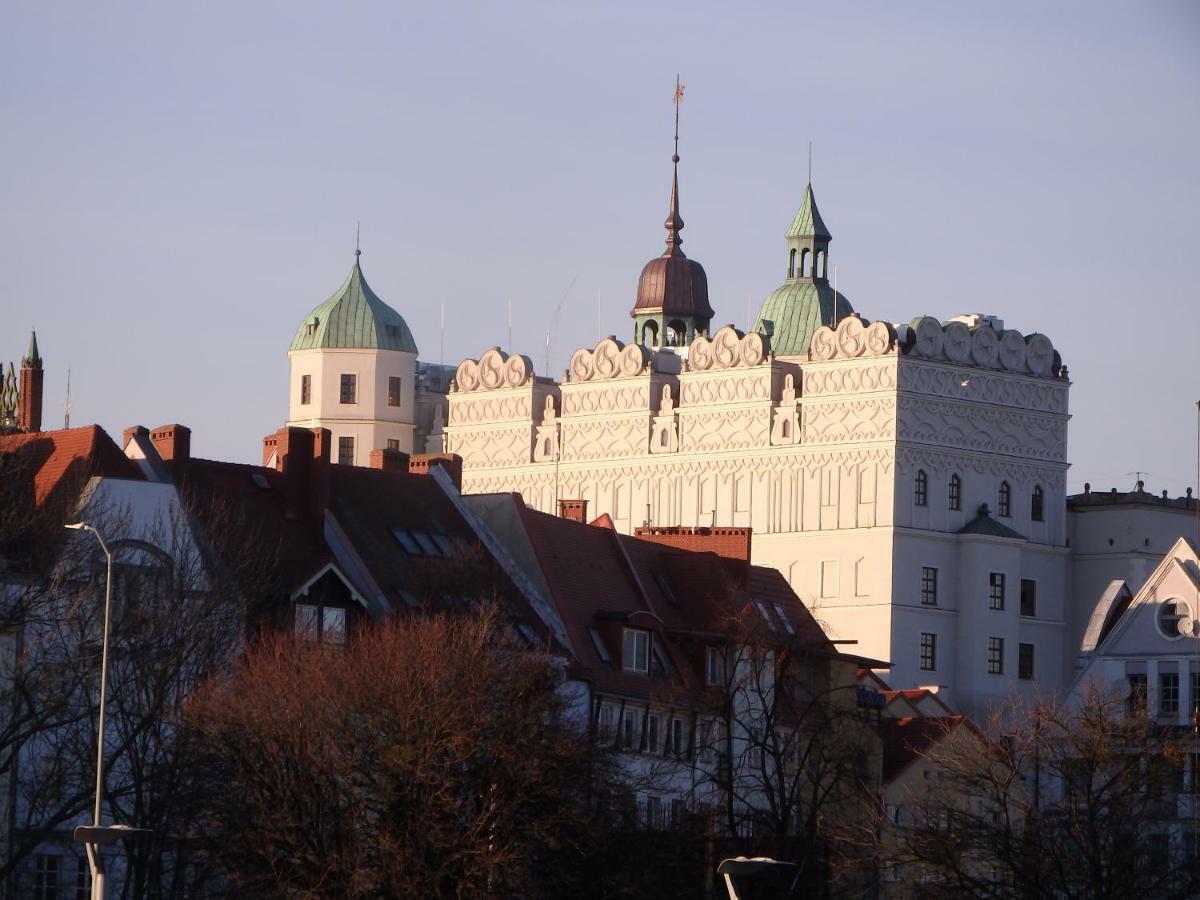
top-left (753, 599), bottom-right (776, 632)
top-left (587, 627), bottom-right (612, 664)
top-left (391, 529), bottom-right (422, 554)
top-left (412, 532), bottom-right (441, 556)
top-left (772, 602), bottom-right (795, 635)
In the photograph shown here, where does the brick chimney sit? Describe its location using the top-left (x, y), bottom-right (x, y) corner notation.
top-left (369, 448), bottom-right (410, 472)
top-left (633, 525), bottom-right (753, 564)
top-left (409, 453), bottom-right (462, 489)
top-left (122, 425), bottom-right (150, 448)
top-left (558, 499), bottom-right (589, 524)
top-left (18, 330), bottom-right (43, 433)
top-left (150, 424), bottom-right (191, 477)
top-left (262, 426), bottom-right (331, 521)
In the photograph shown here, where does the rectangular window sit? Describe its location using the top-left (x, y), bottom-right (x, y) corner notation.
top-left (338, 436), bottom-right (355, 466)
top-left (1020, 579), bottom-right (1037, 617)
top-left (33, 855), bottom-right (59, 900)
top-left (647, 715), bottom-right (661, 754)
top-left (666, 718), bottom-right (684, 757)
top-left (339, 373), bottom-right (357, 404)
top-left (623, 629), bottom-right (649, 673)
top-left (921, 567), bottom-right (938, 606)
top-left (386, 438), bottom-right (400, 452)
top-left (987, 637), bottom-right (1004, 675)
top-left (948, 475), bottom-right (961, 511)
top-left (598, 705), bottom-right (614, 736)
top-left (1192, 672), bottom-right (1200, 718)
top-left (322, 607), bottom-right (346, 645)
top-left (1128, 673), bottom-right (1148, 714)
top-left (388, 376), bottom-right (402, 407)
top-left (646, 795), bottom-right (663, 830)
top-left (1161, 673), bottom-right (1180, 717)
top-left (1018, 642), bottom-right (1034, 680)
top-left (920, 632), bottom-right (937, 671)
top-left (748, 723), bottom-right (764, 769)
top-left (621, 708), bottom-right (638, 749)
top-left (300, 374), bottom-right (311, 405)
top-left (989, 573), bottom-right (1006, 610)
top-left (670, 798), bottom-right (686, 830)
top-left (294, 604), bottom-right (319, 641)
top-left (74, 856), bottom-right (90, 900)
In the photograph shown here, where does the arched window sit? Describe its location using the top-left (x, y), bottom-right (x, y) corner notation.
top-left (816, 249), bottom-right (826, 279)
top-left (542, 438), bottom-right (552, 457)
top-left (667, 319), bottom-right (687, 346)
top-left (998, 481), bottom-right (1012, 518)
top-left (948, 474), bottom-right (962, 511)
top-left (642, 320), bottom-right (659, 347)
top-left (1031, 485), bottom-right (1044, 522)
top-left (789, 248), bottom-right (797, 278)
top-left (659, 429), bottom-right (669, 448)
top-left (915, 470), bottom-right (928, 507)
top-left (781, 419), bottom-right (791, 439)
top-left (800, 248), bottom-right (811, 278)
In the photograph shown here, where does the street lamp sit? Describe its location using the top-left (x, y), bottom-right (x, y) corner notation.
top-left (64, 522), bottom-right (148, 900)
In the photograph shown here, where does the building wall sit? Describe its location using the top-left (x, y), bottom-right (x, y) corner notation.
top-left (287, 346), bottom-right (418, 457)
top-left (445, 319), bottom-right (1072, 714)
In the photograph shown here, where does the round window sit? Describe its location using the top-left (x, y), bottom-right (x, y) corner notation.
top-left (1156, 598), bottom-right (1192, 640)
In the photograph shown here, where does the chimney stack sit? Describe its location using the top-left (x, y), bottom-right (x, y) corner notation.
top-left (18, 331), bottom-right (43, 433)
top-left (150, 424), bottom-right (191, 477)
top-left (369, 448), bottom-right (411, 472)
top-left (558, 499), bottom-right (589, 524)
top-left (262, 426), bottom-right (331, 521)
top-left (408, 453), bottom-right (463, 489)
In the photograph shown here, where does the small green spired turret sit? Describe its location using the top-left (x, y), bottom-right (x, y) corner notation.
top-left (752, 182), bottom-right (853, 358)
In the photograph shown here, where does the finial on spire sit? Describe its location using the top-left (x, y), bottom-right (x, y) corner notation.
top-left (664, 75), bottom-right (686, 257)
top-left (355, 220), bottom-right (361, 258)
top-left (808, 142), bottom-right (812, 185)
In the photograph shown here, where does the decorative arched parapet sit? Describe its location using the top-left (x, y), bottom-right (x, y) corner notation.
top-left (686, 325), bottom-right (770, 372)
top-left (567, 336), bottom-right (650, 383)
top-left (452, 347), bottom-right (537, 393)
top-left (808, 314), bottom-right (897, 362)
top-left (897, 316), bottom-right (1064, 379)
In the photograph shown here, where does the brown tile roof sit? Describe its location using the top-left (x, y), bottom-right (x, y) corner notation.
top-left (0, 425), bottom-right (140, 506)
top-left (880, 715), bottom-right (967, 784)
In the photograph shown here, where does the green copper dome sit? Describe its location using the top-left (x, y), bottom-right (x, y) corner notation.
top-left (753, 281), bottom-right (852, 357)
top-left (289, 251), bottom-right (419, 354)
top-left (752, 183), bottom-right (852, 357)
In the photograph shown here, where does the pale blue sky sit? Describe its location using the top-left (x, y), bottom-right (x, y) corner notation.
top-left (2, 1), bottom-right (1197, 495)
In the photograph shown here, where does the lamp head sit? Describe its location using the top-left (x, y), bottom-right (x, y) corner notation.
top-left (64, 523), bottom-right (88, 531)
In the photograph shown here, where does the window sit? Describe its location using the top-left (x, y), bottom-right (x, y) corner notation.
top-left (948, 473), bottom-right (962, 510)
top-left (772, 602), bottom-right (795, 635)
top-left (620, 708), bottom-right (638, 749)
top-left (588, 627), bottom-right (612, 665)
top-left (1031, 485), bottom-right (1044, 522)
top-left (33, 855), bottom-right (59, 900)
top-left (339, 373), bottom-right (357, 404)
top-left (1157, 599), bottom-right (1189, 640)
top-left (623, 629), bottom-right (649, 673)
top-left (1020, 579), bottom-right (1037, 617)
top-left (1161, 673), bottom-right (1180, 717)
top-left (914, 470), bottom-right (928, 506)
top-left (669, 798), bottom-right (686, 830)
top-left (998, 481), bottom-right (1011, 517)
top-left (598, 705), bottom-right (614, 736)
top-left (706, 647), bottom-right (724, 686)
top-left (920, 633), bottom-right (937, 671)
top-left (748, 723), bottom-right (764, 769)
top-left (666, 718), bottom-right (684, 757)
top-left (338, 436), bottom-right (355, 466)
top-left (987, 637), bottom-right (1004, 674)
top-left (989, 572), bottom-right (1006, 610)
top-left (74, 857), bottom-right (90, 900)
top-left (1193, 672), bottom-right (1200, 720)
top-left (647, 715), bottom-right (661, 754)
top-left (294, 603), bottom-right (346, 644)
top-left (646, 795), bottom-right (663, 830)
top-left (388, 376), bottom-right (402, 407)
top-left (300, 374), bottom-right (311, 405)
top-left (1128, 673), bottom-right (1148, 714)
top-left (386, 438), bottom-right (400, 452)
top-left (1018, 642), bottom-right (1034, 680)
top-left (921, 567), bottom-right (938, 606)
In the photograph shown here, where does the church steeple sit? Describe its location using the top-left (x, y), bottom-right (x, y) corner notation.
top-left (629, 77), bottom-right (714, 349)
top-left (785, 183), bottom-right (832, 281)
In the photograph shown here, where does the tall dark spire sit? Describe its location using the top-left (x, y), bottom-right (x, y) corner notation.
top-left (663, 75), bottom-right (685, 258)
top-left (22, 330), bottom-right (41, 370)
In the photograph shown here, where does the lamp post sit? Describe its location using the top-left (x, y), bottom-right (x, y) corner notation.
top-left (64, 521), bottom-right (115, 900)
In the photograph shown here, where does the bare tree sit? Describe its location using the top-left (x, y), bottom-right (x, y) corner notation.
top-left (882, 684), bottom-right (1200, 899)
top-left (181, 606), bottom-right (631, 899)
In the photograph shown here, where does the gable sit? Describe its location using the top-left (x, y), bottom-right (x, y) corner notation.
top-left (1096, 541), bottom-right (1200, 658)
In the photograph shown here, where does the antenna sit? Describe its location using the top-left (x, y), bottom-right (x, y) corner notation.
top-left (832, 265), bottom-right (839, 330)
top-left (64, 367), bottom-right (71, 429)
top-left (673, 74), bottom-right (684, 160)
top-left (356, 220), bottom-right (360, 253)
top-left (439, 303), bottom-right (445, 370)
top-left (508, 298), bottom-right (513, 352)
top-left (544, 273), bottom-right (581, 377)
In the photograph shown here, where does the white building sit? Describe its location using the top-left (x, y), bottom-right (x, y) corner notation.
top-left (442, 155), bottom-right (1072, 717)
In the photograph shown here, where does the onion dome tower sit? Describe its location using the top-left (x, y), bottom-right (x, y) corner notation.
top-left (752, 182), bottom-right (853, 357)
top-left (286, 248), bottom-right (420, 463)
top-left (630, 79), bottom-right (714, 349)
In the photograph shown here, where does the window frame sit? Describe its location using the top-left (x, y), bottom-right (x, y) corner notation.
top-left (387, 375), bottom-right (402, 407)
top-left (998, 480), bottom-right (1012, 518)
top-left (989, 572), bottom-right (1006, 611)
top-left (1018, 642), bottom-right (1034, 680)
top-left (622, 628), bottom-right (650, 674)
top-left (706, 646), bottom-right (724, 686)
top-left (1031, 484), bottom-right (1045, 522)
top-left (920, 632), bottom-right (937, 671)
top-left (948, 473), bottom-right (962, 511)
top-left (1020, 578), bottom-right (1037, 617)
top-left (987, 637), bottom-right (1004, 675)
top-left (337, 435), bottom-right (355, 466)
top-left (1161, 672), bottom-right (1181, 717)
top-left (921, 566), bottom-right (938, 606)
top-left (300, 373), bottom-right (311, 405)
top-left (914, 469), bottom-right (928, 507)
top-left (339, 373), bottom-right (357, 404)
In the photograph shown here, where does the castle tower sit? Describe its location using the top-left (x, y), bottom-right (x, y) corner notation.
top-left (752, 184), bottom-right (853, 357)
top-left (18, 330), bottom-right (43, 433)
top-left (287, 250), bottom-right (419, 465)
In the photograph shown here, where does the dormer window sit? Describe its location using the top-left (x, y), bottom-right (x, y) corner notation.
top-left (623, 628), bottom-right (649, 673)
top-left (294, 603), bottom-right (346, 645)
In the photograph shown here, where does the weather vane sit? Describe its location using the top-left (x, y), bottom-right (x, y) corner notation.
top-left (673, 75), bottom-right (685, 161)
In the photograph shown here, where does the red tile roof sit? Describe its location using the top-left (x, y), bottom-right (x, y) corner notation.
top-left (0, 425), bottom-right (140, 506)
top-left (880, 715), bottom-right (969, 784)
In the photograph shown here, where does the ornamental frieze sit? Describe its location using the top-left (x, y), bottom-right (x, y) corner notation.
top-left (561, 383), bottom-right (650, 415)
top-left (453, 347), bottom-right (535, 393)
top-left (686, 325), bottom-right (770, 371)
top-left (897, 363), bottom-right (1068, 414)
top-left (680, 371), bottom-right (772, 406)
top-left (896, 396), bottom-right (1067, 462)
top-left (801, 398), bottom-right (897, 444)
top-left (678, 409), bottom-right (769, 452)
top-left (801, 363), bottom-right (897, 397)
top-left (895, 447), bottom-right (1067, 485)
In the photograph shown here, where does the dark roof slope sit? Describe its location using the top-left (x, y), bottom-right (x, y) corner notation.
top-left (957, 504), bottom-right (1026, 540)
top-left (880, 716), bottom-right (967, 784)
